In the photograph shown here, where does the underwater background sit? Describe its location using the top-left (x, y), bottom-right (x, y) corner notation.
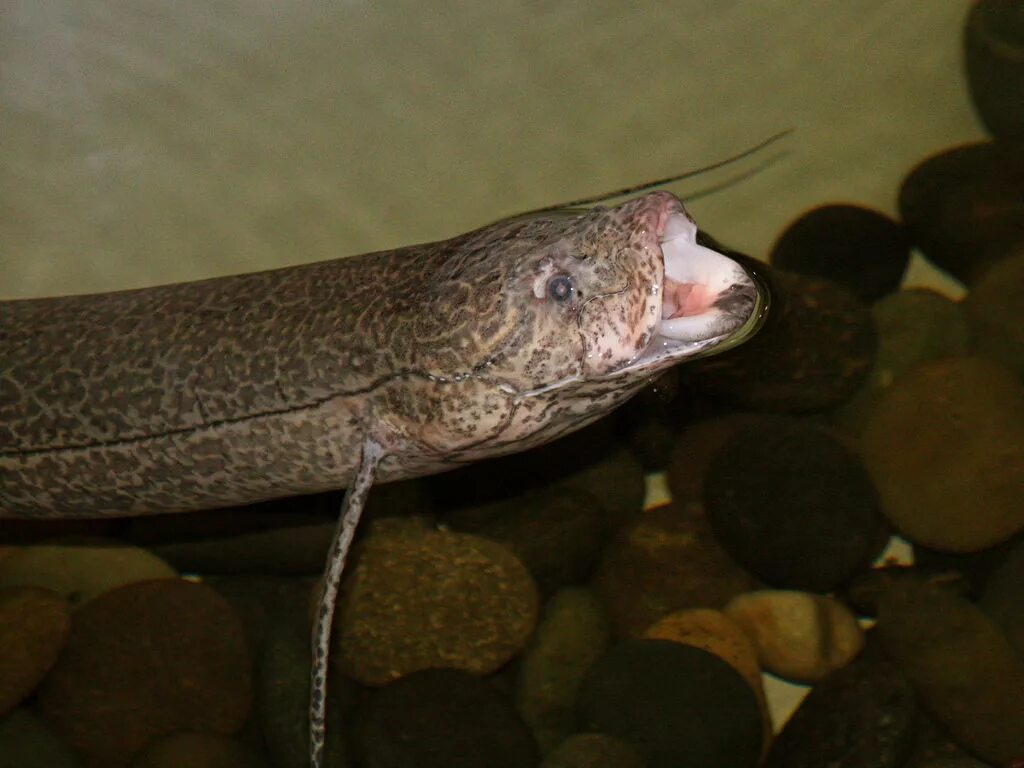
top-left (2, 1), bottom-right (1024, 767)
top-left (1, 0), bottom-right (973, 298)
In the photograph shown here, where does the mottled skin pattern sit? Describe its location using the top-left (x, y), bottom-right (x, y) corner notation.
top-left (0, 189), bottom-right (765, 768)
top-left (0, 191), bottom-right (708, 518)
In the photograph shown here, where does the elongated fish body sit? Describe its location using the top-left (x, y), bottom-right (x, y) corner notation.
top-left (0, 189), bottom-right (769, 768)
top-left (0, 191), bottom-right (765, 518)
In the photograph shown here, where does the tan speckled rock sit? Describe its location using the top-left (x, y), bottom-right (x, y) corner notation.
top-left (862, 356), bottom-right (1024, 552)
top-left (0, 587), bottom-right (70, 716)
top-left (725, 590), bottom-right (864, 683)
top-left (0, 538), bottom-right (177, 607)
top-left (334, 527), bottom-right (538, 686)
top-left (36, 579), bottom-right (252, 768)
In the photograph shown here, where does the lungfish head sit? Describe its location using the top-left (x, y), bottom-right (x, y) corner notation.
top-left (465, 190), bottom-right (768, 394)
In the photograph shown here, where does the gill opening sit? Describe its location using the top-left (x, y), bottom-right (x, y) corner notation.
top-left (574, 275), bottom-right (632, 373)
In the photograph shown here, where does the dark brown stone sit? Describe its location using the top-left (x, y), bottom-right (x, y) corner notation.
top-left (764, 644), bottom-right (918, 768)
top-left (576, 639), bottom-right (762, 768)
top-left (704, 417), bottom-right (886, 592)
top-left (899, 141), bottom-right (1024, 285)
top-left (357, 668), bottom-right (538, 768)
top-left (445, 487), bottom-right (608, 597)
top-left (37, 579), bottom-right (252, 767)
top-left (877, 581), bottom-right (1024, 765)
top-left (965, 0), bottom-right (1024, 141)
top-left (592, 501), bottom-right (754, 638)
top-left (769, 204), bottom-right (911, 303)
top-left (687, 270), bottom-right (875, 412)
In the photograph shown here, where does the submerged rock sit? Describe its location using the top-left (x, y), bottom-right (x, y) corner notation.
top-left (725, 590), bottom-right (864, 684)
top-left (36, 579), bottom-right (253, 768)
top-left (834, 288), bottom-right (970, 434)
top-left (981, 537), bottom-right (1024, 657)
top-left (704, 417), bottom-right (885, 591)
top-left (903, 714), bottom-right (991, 767)
top-left (642, 608), bottom-right (770, 751)
top-left (0, 587), bottom-right (70, 717)
top-left (515, 588), bottom-right (611, 753)
top-left (334, 527), bottom-right (538, 686)
top-left (540, 733), bottom-right (644, 768)
top-left (876, 580), bottom-right (1024, 765)
top-left (575, 639), bottom-right (762, 768)
top-left (130, 732), bottom-right (269, 768)
top-left (257, 619), bottom-right (349, 768)
top-left (962, 251), bottom-right (1024, 380)
top-left (642, 608), bottom-right (762, 697)
top-left (429, 420), bottom-right (646, 529)
top-left (592, 501), bottom-right (754, 638)
top-left (207, 574), bottom-right (315, 651)
top-left (665, 414), bottom-right (762, 505)
top-left (446, 487), bottom-right (608, 597)
top-left (0, 538), bottom-right (177, 607)
top-left (964, 0), bottom-right (1024, 141)
top-left (687, 270), bottom-right (875, 412)
top-left (768, 203), bottom-right (911, 303)
top-left (0, 709), bottom-right (80, 768)
top-left (862, 356), bottom-right (1024, 552)
top-left (764, 645), bottom-right (918, 768)
top-left (899, 141), bottom-right (1024, 285)
top-left (845, 564), bottom-right (971, 617)
top-left (357, 668), bottom-right (538, 768)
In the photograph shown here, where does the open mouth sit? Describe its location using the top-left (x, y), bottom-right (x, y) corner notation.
top-left (615, 207), bottom-right (766, 376)
top-left (659, 211), bottom-right (756, 341)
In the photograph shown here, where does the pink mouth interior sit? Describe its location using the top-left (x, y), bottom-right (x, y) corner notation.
top-left (662, 277), bottom-right (715, 320)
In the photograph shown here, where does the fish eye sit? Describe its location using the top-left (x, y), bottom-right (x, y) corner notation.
top-left (548, 275), bottom-right (575, 302)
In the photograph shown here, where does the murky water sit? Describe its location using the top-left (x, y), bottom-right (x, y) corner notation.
top-left (3, 1), bottom-right (971, 299)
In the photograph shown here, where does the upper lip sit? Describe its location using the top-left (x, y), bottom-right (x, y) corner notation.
top-left (612, 193), bottom-right (764, 374)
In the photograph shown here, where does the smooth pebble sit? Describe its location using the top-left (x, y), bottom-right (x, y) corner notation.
top-left (764, 644), bottom-right (918, 768)
top-left (592, 501), bottom-right (753, 637)
top-left (357, 668), bottom-right (538, 768)
top-left (862, 356), bottom-right (1024, 552)
top-left (877, 580), bottom-right (1024, 765)
top-left (130, 732), bottom-right (268, 768)
top-left (705, 417), bottom-right (885, 592)
top-left (725, 590), bottom-right (865, 683)
top-left (0, 587), bottom-right (70, 716)
top-left (540, 733), bottom-right (644, 768)
top-left (768, 203), bottom-right (911, 303)
top-left (334, 527), bottom-right (537, 686)
top-left (515, 587), bottom-right (611, 753)
top-left (0, 538), bottom-right (176, 607)
top-left (36, 579), bottom-right (252, 768)
top-left (576, 639), bottom-right (762, 768)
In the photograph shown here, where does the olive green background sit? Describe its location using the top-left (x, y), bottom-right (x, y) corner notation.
top-left (2, 1), bottom-right (975, 299)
